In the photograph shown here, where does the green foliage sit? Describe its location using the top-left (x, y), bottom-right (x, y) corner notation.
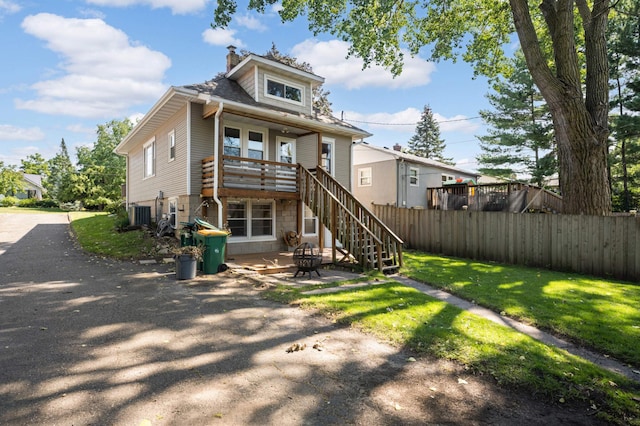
top-left (0, 196), bottom-right (19, 207)
top-left (20, 153), bottom-right (50, 177)
top-left (18, 198), bottom-right (38, 208)
top-left (0, 162), bottom-right (25, 196)
top-left (46, 138), bottom-right (76, 203)
top-left (477, 52), bottom-right (557, 186)
top-left (406, 105), bottom-right (452, 164)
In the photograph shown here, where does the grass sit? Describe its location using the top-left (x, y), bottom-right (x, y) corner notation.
top-left (401, 251), bottom-right (640, 368)
top-left (69, 211), bottom-right (157, 260)
top-left (264, 281), bottom-right (640, 424)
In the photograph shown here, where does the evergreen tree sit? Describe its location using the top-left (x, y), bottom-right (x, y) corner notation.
top-left (406, 105), bottom-right (452, 164)
top-left (46, 139), bottom-right (76, 203)
top-left (608, 0), bottom-right (640, 211)
top-left (477, 52), bottom-right (556, 187)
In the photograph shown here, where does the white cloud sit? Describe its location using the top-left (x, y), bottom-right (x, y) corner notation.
top-left (291, 39), bottom-right (435, 90)
top-left (0, 125), bottom-right (45, 141)
top-left (18, 13), bottom-right (170, 119)
top-left (85, 0), bottom-right (208, 15)
top-left (66, 123), bottom-right (97, 134)
top-left (202, 27), bottom-right (244, 48)
top-left (236, 14), bottom-right (267, 32)
top-left (0, 1), bottom-right (21, 15)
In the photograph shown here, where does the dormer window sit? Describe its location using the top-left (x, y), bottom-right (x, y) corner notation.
top-left (265, 75), bottom-right (303, 104)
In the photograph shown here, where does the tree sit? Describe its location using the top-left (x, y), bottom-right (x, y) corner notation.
top-left (47, 138), bottom-right (76, 203)
top-left (608, 0), bottom-right (640, 211)
top-left (20, 153), bottom-right (50, 176)
top-left (214, 0), bottom-right (612, 214)
top-left (406, 105), bottom-right (452, 164)
top-left (74, 119), bottom-right (130, 209)
top-left (0, 161), bottom-right (24, 196)
top-left (477, 52), bottom-right (556, 187)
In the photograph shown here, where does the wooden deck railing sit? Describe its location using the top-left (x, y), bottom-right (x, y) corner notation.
top-left (201, 155), bottom-right (298, 195)
top-left (301, 166), bottom-right (403, 271)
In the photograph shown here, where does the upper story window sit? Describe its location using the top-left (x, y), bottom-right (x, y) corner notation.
top-left (143, 138), bottom-right (155, 179)
top-left (168, 130), bottom-right (175, 161)
top-left (248, 131), bottom-right (264, 160)
top-left (409, 167), bottom-right (419, 186)
top-left (442, 174), bottom-right (455, 183)
top-left (224, 127), bottom-right (241, 157)
top-left (265, 75), bottom-right (303, 104)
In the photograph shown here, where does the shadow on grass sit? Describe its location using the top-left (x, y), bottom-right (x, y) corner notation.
top-left (401, 250), bottom-right (640, 368)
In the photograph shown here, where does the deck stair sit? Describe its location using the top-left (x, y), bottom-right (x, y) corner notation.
top-left (299, 165), bottom-right (403, 273)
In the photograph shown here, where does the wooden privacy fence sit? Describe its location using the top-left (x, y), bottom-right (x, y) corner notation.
top-left (372, 204), bottom-right (640, 282)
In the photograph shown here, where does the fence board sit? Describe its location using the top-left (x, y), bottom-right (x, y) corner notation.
top-left (371, 204), bottom-right (640, 282)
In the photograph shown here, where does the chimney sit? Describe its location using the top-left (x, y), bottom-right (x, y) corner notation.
top-left (393, 143), bottom-right (402, 152)
top-left (226, 45), bottom-right (240, 72)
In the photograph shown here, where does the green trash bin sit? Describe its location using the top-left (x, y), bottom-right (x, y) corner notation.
top-left (194, 229), bottom-right (229, 274)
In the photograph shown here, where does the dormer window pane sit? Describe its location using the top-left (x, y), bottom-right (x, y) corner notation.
top-left (285, 86), bottom-right (301, 102)
top-left (266, 77), bottom-right (303, 104)
top-left (267, 80), bottom-right (285, 98)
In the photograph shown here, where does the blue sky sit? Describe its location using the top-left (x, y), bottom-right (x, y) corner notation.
top-left (0, 0), bottom-right (492, 171)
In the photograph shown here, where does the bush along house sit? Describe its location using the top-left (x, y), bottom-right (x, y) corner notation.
top-left (114, 46), bottom-right (402, 272)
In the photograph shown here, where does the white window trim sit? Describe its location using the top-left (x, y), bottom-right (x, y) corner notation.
top-left (143, 137), bottom-right (155, 179)
top-left (264, 74), bottom-right (305, 106)
top-left (277, 136), bottom-right (296, 164)
top-left (224, 122), bottom-right (269, 159)
top-left (442, 174), bottom-right (455, 183)
top-left (302, 204), bottom-right (318, 237)
top-left (168, 197), bottom-right (178, 229)
top-left (322, 137), bottom-right (335, 176)
top-left (409, 167), bottom-right (419, 187)
top-left (168, 130), bottom-right (175, 162)
top-left (227, 199), bottom-right (277, 243)
top-left (358, 167), bottom-right (372, 187)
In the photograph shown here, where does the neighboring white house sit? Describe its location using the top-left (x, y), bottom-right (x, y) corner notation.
top-left (352, 143), bottom-right (479, 209)
top-left (17, 174), bottom-right (45, 200)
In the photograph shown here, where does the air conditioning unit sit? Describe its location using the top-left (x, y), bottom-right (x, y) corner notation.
top-left (129, 205), bottom-right (151, 227)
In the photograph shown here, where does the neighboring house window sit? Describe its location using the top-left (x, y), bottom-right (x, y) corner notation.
top-left (227, 200), bottom-right (275, 240)
top-left (409, 167), bottom-right (419, 186)
top-left (265, 75), bottom-right (303, 104)
top-left (358, 167), bottom-right (372, 187)
top-left (224, 127), bottom-right (241, 157)
top-left (442, 174), bottom-right (454, 183)
top-left (303, 204), bottom-right (318, 236)
top-left (168, 198), bottom-right (177, 228)
top-left (143, 138), bottom-right (155, 178)
top-left (168, 130), bottom-right (175, 162)
top-left (248, 131), bottom-right (264, 160)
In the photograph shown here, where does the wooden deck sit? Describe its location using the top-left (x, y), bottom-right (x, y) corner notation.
top-left (225, 248), bottom-right (335, 275)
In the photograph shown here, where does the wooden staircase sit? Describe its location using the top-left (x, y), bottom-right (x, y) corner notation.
top-left (299, 165), bottom-right (403, 273)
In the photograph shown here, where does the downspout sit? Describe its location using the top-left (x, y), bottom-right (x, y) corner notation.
top-left (213, 102), bottom-right (224, 228)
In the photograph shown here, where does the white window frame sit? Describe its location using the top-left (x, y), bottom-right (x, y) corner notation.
top-left (264, 74), bottom-right (305, 106)
top-left (168, 197), bottom-right (178, 229)
top-left (442, 174), bottom-right (455, 183)
top-left (143, 137), bottom-right (155, 179)
top-left (321, 137), bottom-right (335, 176)
top-left (223, 123), bottom-right (269, 160)
top-left (277, 136), bottom-right (296, 164)
top-left (168, 130), bottom-right (175, 162)
top-left (227, 199), bottom-right (276, 242)
top-left (302, 204), bottom-right (318, 237)
top-left (358, 167), bottom-right (372, 187)
top-left (409, 167), bottom-right (419, 186)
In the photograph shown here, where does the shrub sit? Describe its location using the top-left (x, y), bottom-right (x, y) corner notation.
top-left (18, 198), bottom-right (38, 208)
top-left (36, 199), bottom-right (58, 208)
top-left (0, 196), bottom-right (19, 207)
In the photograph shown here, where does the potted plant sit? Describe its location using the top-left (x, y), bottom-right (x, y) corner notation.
top-left (171, 244), bottom-right (204, 280)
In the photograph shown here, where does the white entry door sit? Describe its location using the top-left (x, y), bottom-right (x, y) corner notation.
top-left (277, 137), bottom-right (296, 191)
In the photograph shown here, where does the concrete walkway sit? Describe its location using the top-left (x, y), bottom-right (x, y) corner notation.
top-left (245, 268), bottom-right (640, 384)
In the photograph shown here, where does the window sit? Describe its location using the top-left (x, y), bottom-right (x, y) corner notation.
top-left (224, 127), bottom-right (241, 157)
top-left (409, 167), bottom-right (419, 186)
top-left (358, 167), bottom-right (372, 187)
top-left (168, 198), bottom-right (177, 228)
top-left (143, 138), bottom-right (155, 178)
top-left (303, 204), bottom-right (318, 236)
top-left (227, 200), bottom-right (275, 240)
top-left (265, 76), bottom-right (303, 104)
top-left (322, 138), bottom-right (334, 175)
top-left (168, 130), bottom-right (175, 161)
top-left (278, 138), bottom-right (295, 163)
top-left (442, 174), bottom-right (454, 183)
top-left (248, 131), bottom-right (264, 160)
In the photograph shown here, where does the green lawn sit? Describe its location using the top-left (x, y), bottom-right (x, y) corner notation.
top-left (265, 280), bottom-right (640, 425)
top-left (401, 251), bottom-right (640, 368)
top-left (69, 211), bottom-right (157, 260)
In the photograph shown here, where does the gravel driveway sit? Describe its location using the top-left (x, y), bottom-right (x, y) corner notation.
top-left (0, 212), bottom-right (603, 425)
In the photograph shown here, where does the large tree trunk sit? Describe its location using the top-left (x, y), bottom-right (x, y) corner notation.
top-left (510, 0), bottom-right (611, 215)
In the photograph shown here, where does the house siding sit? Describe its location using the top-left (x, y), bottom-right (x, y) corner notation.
top-left (236, 67), bottom-right (256, 99)
top-left (189, 102), bottom-right (215, 195)
top-left (353, 159), bottom-right (398, 207)
top-left (296, 133), bottom-right (318, 169)
top-left (333, 135), bottom-right (352, 190)
top-left (255, 68), bottom-right (312, 115)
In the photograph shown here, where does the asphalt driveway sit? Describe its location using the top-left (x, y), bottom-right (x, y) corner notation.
top-left (0, 212), bottom-right (603, 425)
